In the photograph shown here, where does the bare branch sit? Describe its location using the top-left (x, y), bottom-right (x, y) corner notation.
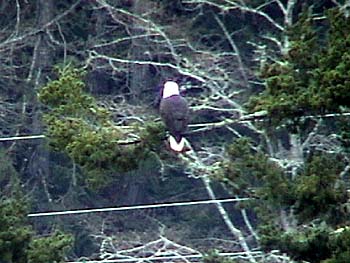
top-left (0, 0), bottom-right (82, 52)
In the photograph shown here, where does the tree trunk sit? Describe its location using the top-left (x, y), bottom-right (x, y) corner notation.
top-left (128, 0), bottom-right (154, 104)
top-left (27, 0), bottom-right (54, 203)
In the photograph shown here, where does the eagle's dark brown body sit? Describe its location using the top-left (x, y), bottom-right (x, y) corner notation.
top-left (160, 94), bottom-right (189, 143)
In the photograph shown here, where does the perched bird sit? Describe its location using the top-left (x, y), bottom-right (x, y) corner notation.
top-left (160, 81), bottom-right (189, 152)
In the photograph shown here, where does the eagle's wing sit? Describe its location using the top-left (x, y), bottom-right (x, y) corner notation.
top-left (160, 96), bottom-right (189, 139)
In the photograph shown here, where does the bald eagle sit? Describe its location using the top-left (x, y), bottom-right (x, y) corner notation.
top-left (160, 81), bottom-right (189, 152)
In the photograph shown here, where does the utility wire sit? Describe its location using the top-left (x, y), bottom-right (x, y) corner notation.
top-left (28, 197), bottom-right (250, 218)
top-left (1, 111), bottom-right (350, 143)
top-left (0, 134), bottom-right (45, 142)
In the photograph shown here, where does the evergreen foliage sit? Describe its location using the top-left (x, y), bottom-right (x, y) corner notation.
top-left (231, 9), bottom-right (350, 260)
top-left (215, 138), bottom-right (350, 262)
top-left (215, 138), bottom-right (293, 206)
top-left (39, 66), bottom-right (166, 189)
top-left (272, 223), bottom-right (332, 262)
top-left (294, 154), bottom-right (347, 223)
top-left (27, 231), bottom-right (73, 263)
top-left (0, 196), bottom-right (32, 263)
top-left (247, 8), bottom-right (350, 127)
top-left (339, 117), bottom-right (350, 150)
top-left (324, 227), bottom-right (350, 263)
top-left (260, 225), bottom-right (350, 263)
top-left (0, 195), bottom-right (72, 263)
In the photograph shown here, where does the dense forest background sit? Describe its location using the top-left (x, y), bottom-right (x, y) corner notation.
top-left (1, 0), bottom-right (350, 262)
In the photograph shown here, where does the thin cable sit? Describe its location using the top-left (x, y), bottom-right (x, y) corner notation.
top-left (1, 111), bottom-right (350, 142)
top-left (65, 251), bottom-right (263, 263)
top-left (0, 134), bottom-right (45, 142)
top-left (28, 197), bottom-right (250, 218)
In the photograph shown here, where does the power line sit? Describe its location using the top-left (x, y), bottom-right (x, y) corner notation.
top-left (0, 134), bottom-right (45, 142)
top-left (65, 251), bottom-right (263, 263)
top-left (28, 197), bottom-right (250, 218)
top-left (1, 111), bottom-right (350, 143)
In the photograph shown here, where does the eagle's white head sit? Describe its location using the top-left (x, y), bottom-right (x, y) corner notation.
top-left (162, 81), bottom-right (180, 99)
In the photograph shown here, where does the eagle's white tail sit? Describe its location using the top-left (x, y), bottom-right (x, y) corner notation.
top-left (168, 135), bottom-right (186, 152)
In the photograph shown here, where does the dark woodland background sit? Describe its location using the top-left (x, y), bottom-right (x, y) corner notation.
top-left (1, 0), bottom-right (350, 262)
